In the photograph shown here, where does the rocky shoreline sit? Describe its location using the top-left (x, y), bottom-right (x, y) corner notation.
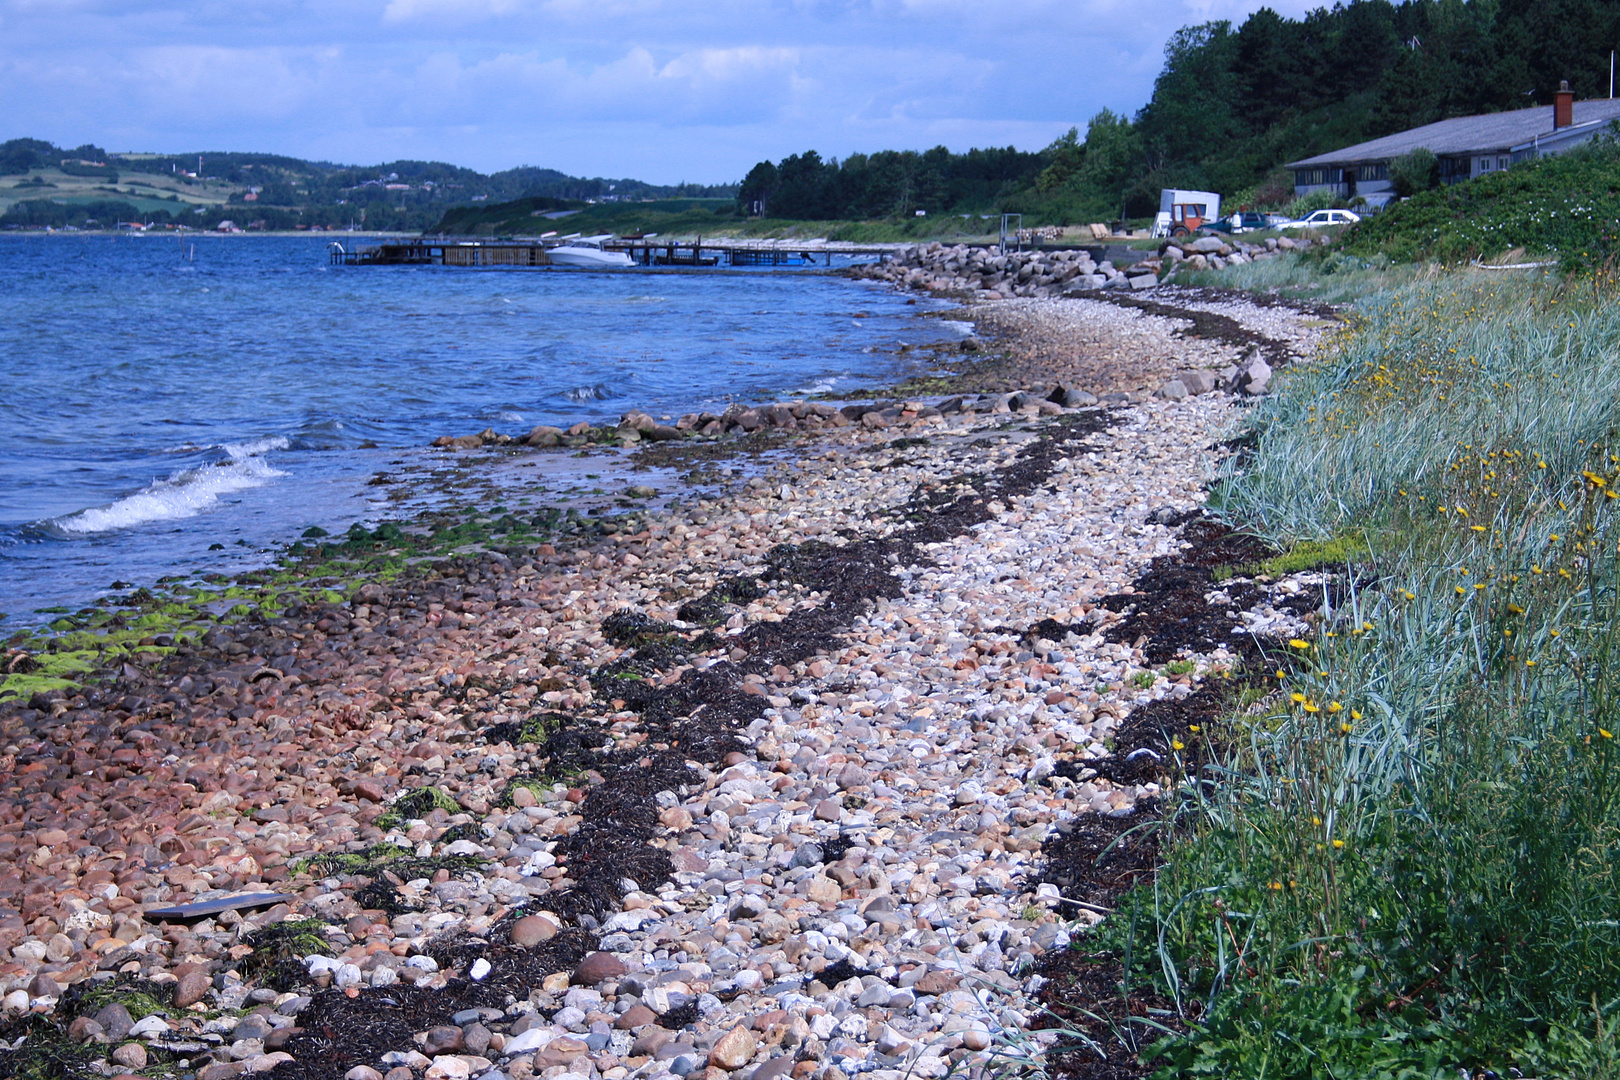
top-left (0, 289), bottom-right (1333, 1080)
top-left (850, 236), bottom-right (1329, 299)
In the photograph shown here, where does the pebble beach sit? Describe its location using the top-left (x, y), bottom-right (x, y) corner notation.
top-left (0, 283), bottom-right (1334, 1080)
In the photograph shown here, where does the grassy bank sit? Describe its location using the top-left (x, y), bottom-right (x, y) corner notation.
top-left (1082, 270), bottom-right (1620, 1077)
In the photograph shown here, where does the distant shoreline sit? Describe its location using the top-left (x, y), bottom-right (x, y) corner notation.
top-left (0, 229), bottom-right (420, 239)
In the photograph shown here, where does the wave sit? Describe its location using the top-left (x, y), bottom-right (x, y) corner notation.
top-left (50, 440), bottom-right (288, 536)
top-left (561, 383), bottom-right (619, 402)
top-left (221, 434), bottom-right (291, 458)
top-left (793, 377), bottom-right (839, 395)
top-left (288, 421), bottom-right (347, 451)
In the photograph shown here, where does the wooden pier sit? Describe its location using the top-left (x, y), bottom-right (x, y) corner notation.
top-left (328, 237), bottom-right (906, 269)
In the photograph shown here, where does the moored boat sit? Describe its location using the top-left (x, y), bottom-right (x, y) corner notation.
top-left (546, 235), bottom-right (633, 268)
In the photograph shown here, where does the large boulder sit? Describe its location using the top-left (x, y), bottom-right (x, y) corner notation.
top-left (1238, 353), bottom-right (1272, 395)
top-left (1178, 371), bottom-right (1218, 395)
top-left (524, 425), bottom-right (564, 447)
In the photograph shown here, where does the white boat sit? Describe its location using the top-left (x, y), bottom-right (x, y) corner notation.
top-left (545, 234), bottom-right (633, 268)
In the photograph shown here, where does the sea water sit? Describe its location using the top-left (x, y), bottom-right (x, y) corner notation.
top-left (0, 234), bottom-right (956, 625)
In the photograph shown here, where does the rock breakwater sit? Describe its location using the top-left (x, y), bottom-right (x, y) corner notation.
top-left (852, 236), bottom-right (1333, 298)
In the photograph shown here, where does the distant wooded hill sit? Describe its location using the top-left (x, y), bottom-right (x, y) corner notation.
top-left (0, 138), bottom-right (736, 231)
top-left (737, 0), bottom-right (1620, 222)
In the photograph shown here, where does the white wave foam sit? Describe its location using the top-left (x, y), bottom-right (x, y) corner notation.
top-left (793, 377), bottom-right (839, 395)
top-left (562, 384), bottom-right (617, 401)
top-left (53, 445), bottom-right (287, 535)
top-left (221, 435), bottom-right (290, 459)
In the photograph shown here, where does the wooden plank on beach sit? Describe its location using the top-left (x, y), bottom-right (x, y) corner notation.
top-left (145, 892), bottom-right (298, 921)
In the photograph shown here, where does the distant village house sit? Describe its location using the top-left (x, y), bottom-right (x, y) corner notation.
top-left (1288, 82), bottom-right (1620, 208)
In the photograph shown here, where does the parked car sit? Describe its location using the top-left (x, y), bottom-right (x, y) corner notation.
top-left (1278, 208), bottom-right (1361, 230)
top-left (1205, 211), bottom-right (1270, 234)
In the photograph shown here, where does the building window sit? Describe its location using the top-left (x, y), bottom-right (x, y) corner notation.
top-left (1294, 167), bottom-right (1343, 187)
top-left (1358, 164), bottom-right (1388, 182)
top-left (1480, 157), bottom-right (1492, 171)
top-left (1498, 157), bottom-right (1508, 170)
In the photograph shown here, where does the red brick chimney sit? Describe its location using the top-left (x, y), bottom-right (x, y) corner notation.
top-left (1555, 79), bottom-right (1574, 129)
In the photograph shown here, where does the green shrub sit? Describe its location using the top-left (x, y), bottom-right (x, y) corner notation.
top-left (1341, 136), bottom-right (1620, 270)
top-left (1388, 147), bottom-right (1439, 198)
top-left (1282, 188), bottom-right (1339, 220)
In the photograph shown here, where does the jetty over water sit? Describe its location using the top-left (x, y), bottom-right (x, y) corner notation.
top-left (328, 237), bottom-right (907, 269)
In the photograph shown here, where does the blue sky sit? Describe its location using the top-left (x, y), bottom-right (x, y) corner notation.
top-left (1, 0), bottom-right (1317, 184)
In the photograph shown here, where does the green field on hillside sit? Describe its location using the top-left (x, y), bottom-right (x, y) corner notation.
top-left (0, 167), bottom-right (232, 216)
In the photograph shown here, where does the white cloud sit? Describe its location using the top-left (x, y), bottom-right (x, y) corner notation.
top-left (658, 46), bottom-right (799, 83)
top-left (130, 46), bottom-right (333, 116)
top-left (381, 0), bottom-right (525, 23)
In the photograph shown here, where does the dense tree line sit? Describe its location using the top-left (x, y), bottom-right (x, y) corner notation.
top-left (740, 0), bottom-right (1620, 221)
top-left (737, 146), bottom-right (1044, 220)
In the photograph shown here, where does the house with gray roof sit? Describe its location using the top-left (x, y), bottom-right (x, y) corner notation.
top-left (1287, 83), bottom-right (1620, 208)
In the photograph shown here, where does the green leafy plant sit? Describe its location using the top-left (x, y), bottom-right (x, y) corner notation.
top-left (375, 785), bottom-right (459, 830)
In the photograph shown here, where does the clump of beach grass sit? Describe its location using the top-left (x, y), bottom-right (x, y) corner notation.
top-left (1165, 249), bottom-right (1435, 303)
